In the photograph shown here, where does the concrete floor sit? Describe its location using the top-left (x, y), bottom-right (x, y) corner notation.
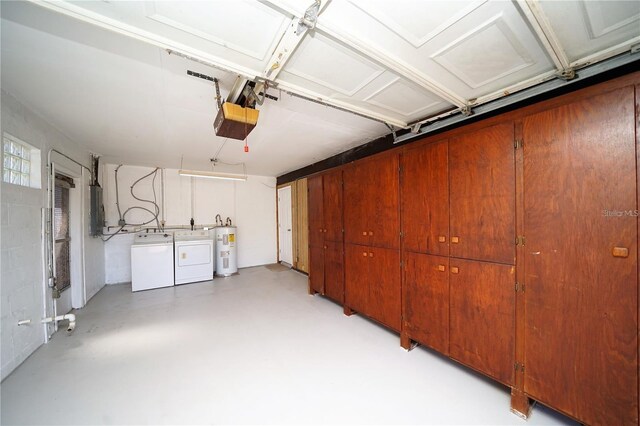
top-left (1, 266), bottom-right (576, 425)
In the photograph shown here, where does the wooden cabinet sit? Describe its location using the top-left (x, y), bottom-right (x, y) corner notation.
top-left (308, 245), bottom-right (324, 294)
top-left (344, 153), bottom-right (399, 250)
top-left (308, 175), bottom-right (324, 249)
top-left (522, 87), bottom-right (638, 425)
top-left (449, 259), bottom-right (515, 386)
top-left (402, 252), bottom-right (449, 354)
top-left (305, 73), bottom-right (640, 426)
top-left (323, 170), bottom-right (343, 242)
top-left (401, 140), bottom-right (449, 256)
top-left (400, 124), bottom-right (516, 387)
top-left (344, 162), bottom-right (369, 246)
top-left (449, 123), bottom-right (515, 265)
top-left (344, 244), bottom-right (368, 313)
top-left (345, 244), bottom-right (400, 331)
top-left (307, 170), bottom-right (344, 303)
top-left (344, 152), bottom-right (401, 329)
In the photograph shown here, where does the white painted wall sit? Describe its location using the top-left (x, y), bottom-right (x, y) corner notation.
top-left (1, 90), bottom-right (105, 380)
top-left (102, 164), bottom-right (277, 284)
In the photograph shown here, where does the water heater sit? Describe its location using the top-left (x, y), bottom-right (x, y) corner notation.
top-left (215, 226), bottom-right (238, 276)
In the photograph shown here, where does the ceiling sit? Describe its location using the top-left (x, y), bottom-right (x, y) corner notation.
top-left (1, 1), bottom-right (639, 177)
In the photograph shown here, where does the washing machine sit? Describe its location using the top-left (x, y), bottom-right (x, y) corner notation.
top-left (131, 232), bottom-right (174, 292)
top-left (174, 230), bottom-right (214, 285)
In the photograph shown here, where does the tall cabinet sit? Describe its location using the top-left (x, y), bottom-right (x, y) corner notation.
top-left (303, 74), bottom-right (640, 425)
top-left (522, 86), bottom-right (637, 425)
top-left (343, 153), bottom-right (401, 331)
top-left (401, 123), bottom-right (516, 386)
top-left (308, 169), bottom-right (344, 303)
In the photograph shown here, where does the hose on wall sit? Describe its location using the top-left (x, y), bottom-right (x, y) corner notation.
top-left (104, 166), bottom-right (162, 241)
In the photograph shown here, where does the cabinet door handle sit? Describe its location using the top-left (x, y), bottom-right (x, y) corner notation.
top-left (613, 247), bottom-right (629, 258)
top-left (324, 245), bottom-right (327, 249)
top-left (369, 252), bottom-right (374, 257)
top-left (451, 266), bottom-right (459, 274)
top-left (369, 231), bottom-right (373, 236)
top-left (319, 228), bottom-right (323, 233)
top-left (362, 231), bottom-right (368, 236)
top-left (437, 265), bottom-right (446, 272)
top-left (363, 252), bottom-right (368, 257)
top-left (451, 236), bottom-right (460, 244)
top-left (438, 236), bottom-right (446, 243)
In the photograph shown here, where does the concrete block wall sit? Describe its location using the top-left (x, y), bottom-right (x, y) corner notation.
top-left (1, 183), bottom-right (45, 379)
top-left (1, 90), bottom-right (105, 380)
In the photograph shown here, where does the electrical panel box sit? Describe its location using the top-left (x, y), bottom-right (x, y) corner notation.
top-left (90, 185), bottom-right (104, 236)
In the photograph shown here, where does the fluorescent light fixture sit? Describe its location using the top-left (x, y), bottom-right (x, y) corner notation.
top-left (178, 169), bottom-right (247, 181)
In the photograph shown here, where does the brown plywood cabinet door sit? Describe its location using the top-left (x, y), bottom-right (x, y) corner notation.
top-left (323, 170), bottom-right (343, 242)
top-left (344, 243), bottom-right (370, 315)
top-left (403, 252), bottom-right (449, 355)
top-left (369, 154), bottom-right (400, 250)
top-left (308, 175), bottom-right (324, 249)
top-left (449, 259), bottom-right (515, 386)
top-left (344, 164), bottom-right (369, 246)
top-left (402, 141), bottom-right (449, 256)
top-left (523, 87), bottom-right (638, 425)
top-left (449, 123), bottom-right (515, 265)
top-left (324, 240), bottom-right (344, 303)
top-left (367, 246), bottom-right (401, 331)
top-left (309, 245), bottom-right (324, 294)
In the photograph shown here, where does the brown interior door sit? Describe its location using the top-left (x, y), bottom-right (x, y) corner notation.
top-left (309, 245), bottom-right (325, 294)
top-left (403, 252), bottom-right (449, 355)
top-left (324, 240), bottom-right (344, 303)
top-left (370, 154), bottom-right (400, 250)
top-left (344, 164), bottom-right (369, 246)
top-left (307, 175), bottom-right (324, 249)
top-left (449, 258), bottom-right (515, 386)
top-left (523, 87), bottom-right (638, 425)
top-left (449, 123), bottom-right (515, 265)
top-left (344, 243), bottom-right (370, 314)
top-left (401, 141), bottom-right (449, 256)
top-left (323, 170), bottom-right (343, 242)
top-left (368, 246), bottom-right (401, 331)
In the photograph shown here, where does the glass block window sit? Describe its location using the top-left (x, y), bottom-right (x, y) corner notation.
top-left (2, 133), bottom-right (41, 189)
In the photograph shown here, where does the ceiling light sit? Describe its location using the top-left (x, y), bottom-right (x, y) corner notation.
top-left (178, 169), bottom-right (247, 181)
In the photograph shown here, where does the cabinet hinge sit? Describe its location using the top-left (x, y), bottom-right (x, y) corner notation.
top-left (514, 362), bottom-right (525, 372)
top-left (515, 235), bottom-right (526, 246)
top-left (400, 231), bottom-right (403, 238)
top-left (514, 139), bottom-right (523, 149)
top-left (400, 261), bottom-right (403, 268)
top-left (515, 282), bottom-right (525, 292)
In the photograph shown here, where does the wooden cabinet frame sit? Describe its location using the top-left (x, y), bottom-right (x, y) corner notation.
top-left (298, 72), bottom-right (640, 425)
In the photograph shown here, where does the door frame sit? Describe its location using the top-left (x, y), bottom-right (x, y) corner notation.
top-left (47, 159), bottom-right (86, 337)
top-left (276, 184), bottom-right (294, 266)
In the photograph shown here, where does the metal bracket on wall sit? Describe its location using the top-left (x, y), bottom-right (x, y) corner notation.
top-left (555, 68), bottom-right (577, 81)
top-left (460, 105), bottom-right (474, 117)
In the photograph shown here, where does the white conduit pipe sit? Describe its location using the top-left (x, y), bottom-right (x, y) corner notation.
top-left (41, 314), bottom-right (76, 334)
